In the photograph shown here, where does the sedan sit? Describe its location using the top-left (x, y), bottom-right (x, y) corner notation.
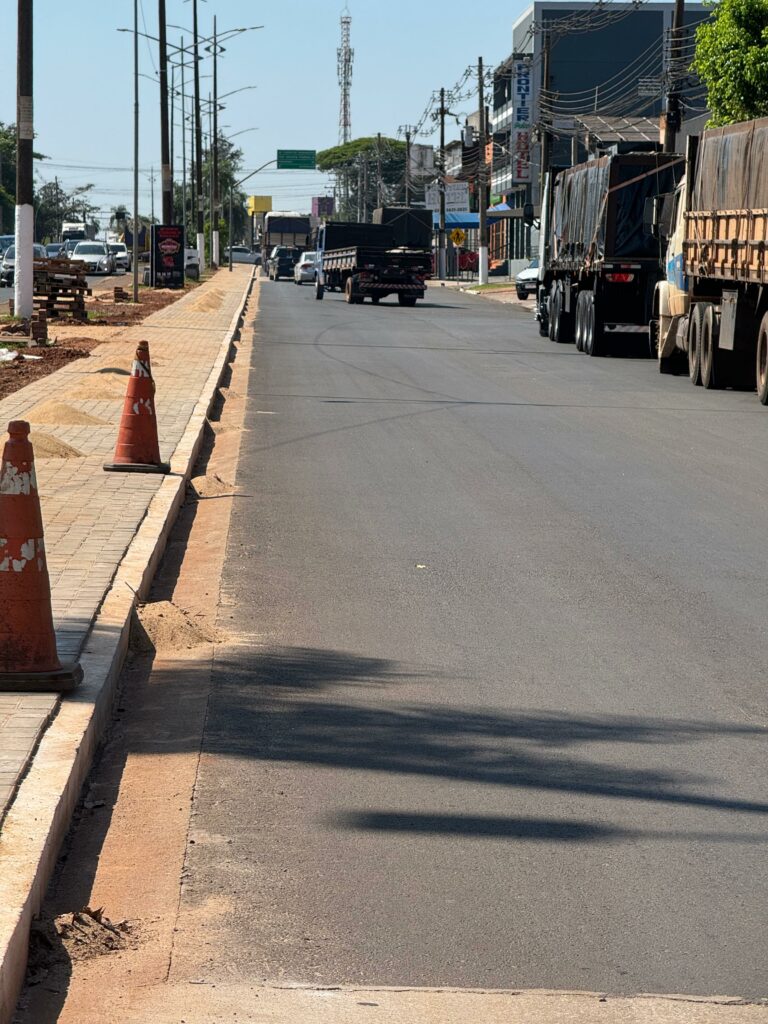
top-left (0, 244), bottom-right (47, 286)
top-left (46, 242), bottom-right (65, 258)
top-left (224, 245), bottom-right (260, 265)
top-left (515, 257), bottom-right (539, 300)
top-left (69, 241), bottom-right (114, 275)
top-left (294, 251), bottom-right (318, 285)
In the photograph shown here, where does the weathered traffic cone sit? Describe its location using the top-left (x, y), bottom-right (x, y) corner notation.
top-left (0, 421), bottom-right (83, 692)
top-left (104, 340), bottom-right (170, 474)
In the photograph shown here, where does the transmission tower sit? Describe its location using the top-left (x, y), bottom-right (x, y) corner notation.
top-left (337, 8), bottom-right (353, 145)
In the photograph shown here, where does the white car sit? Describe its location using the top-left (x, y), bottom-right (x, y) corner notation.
top-left (0, 244), bottom-right (47, 286)
top-left (224, 245), bottom-right (260, 265)
top-left (515, 258), bottom-right (539, 300)
top-left (70, 241), bottom-right (114, 275)
top-left (108, 242), bottom-right (131, 272)
top-left (294, 251), bottom-right (318, 285)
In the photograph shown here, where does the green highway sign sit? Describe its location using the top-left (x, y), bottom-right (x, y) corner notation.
top-left (276, 149), bottom-right (316, 170)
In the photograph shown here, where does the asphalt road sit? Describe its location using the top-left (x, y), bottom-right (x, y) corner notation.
top-left (183, 281), bottom-right (768, 998)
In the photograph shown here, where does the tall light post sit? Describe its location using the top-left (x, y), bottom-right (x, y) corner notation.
top-left (158, 0), bottom-right (172, 224)
top-left (230, 157), bottom-right (274, 272)
top-left (132, 0), bottom-right (139, 301)
top-left (192, 0), bottom-right (204, 271)
top-left (15, 0), bottom-right (34, 319)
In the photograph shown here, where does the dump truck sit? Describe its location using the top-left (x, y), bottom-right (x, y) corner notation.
top-left (314, 220), bottom-right (431, 306)
top-left (650, 117), bottom-right (768, 400)
top-left (536, 149), bottom-right (684, 355)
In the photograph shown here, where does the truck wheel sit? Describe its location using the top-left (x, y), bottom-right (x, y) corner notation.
top-left (688, 304), bottom-right (704, 385)
top-left (583, 292), bottom-right (604, 357)
top-left (554, 286), bottom-right (575, 344)
top-left (371, 295), bottom-right (380, 305)
top-left (345, 277), bottom-right (356, 304)
top-left (398, 294), bottom-right (417, 307)
top-left (574, 292), bottom-right (586, 352)
top-left (700, 304), bottom-right (723, 389)
top-left (315, 280), bottom-right (324, 300)
top-left (756, 312), bottom-right (768, 404)
top-left (648, 318), bottom-right (659, 359)
top-left (516, 286), bottom-right (527, 301)
top-left (548, 284), bottom-right (559, 341)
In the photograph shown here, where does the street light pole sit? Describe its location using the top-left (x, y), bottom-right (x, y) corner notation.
top-left (132, 0), bottom-right (139, 302)
top-left (438, 88), bottom-right (447, 281)
top-left (15, 0), bottom-right (34, 320)
top-left (229, 158), bottom-right (277, 272)
top-left (478, 56), bottom-right (489, 286)
top-left (159, 0), bottom-right (172, 224)
top-left (211, 15), bottom-right (220, 267)
top-left (180, 37), bottom-right (186, 240)
top-left (192, 0), bottom-right (205, 271)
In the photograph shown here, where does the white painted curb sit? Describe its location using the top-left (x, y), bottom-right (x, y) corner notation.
top-left (0, 269), bottom-right (256, 1024)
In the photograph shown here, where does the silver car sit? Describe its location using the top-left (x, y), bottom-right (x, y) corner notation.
top-left (0, 243), bottom-right (47, 286)
top-left (294, 251), bottom-right (318, 285)
top-left (108, 242), bottom-right (131, 271)
top-left (70, 241), bottom-right (114, 275)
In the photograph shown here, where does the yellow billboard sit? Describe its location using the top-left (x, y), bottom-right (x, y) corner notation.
top-left (247, 195), bottom-right (272, 215)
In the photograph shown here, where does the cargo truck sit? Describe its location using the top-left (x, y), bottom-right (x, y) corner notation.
top-left (261, 212), bottom-right (310, 270)
top-left (650, 117), bottom-right (768, 400)
top-left (536, 149), bottom-right (683, 355)
top-left (314, 219), bottom-right (431, 306)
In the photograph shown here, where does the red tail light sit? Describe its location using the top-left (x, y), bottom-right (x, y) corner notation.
top-left (300, 262), bottom-right (311, 268)
top-left (605, 272), bottom-right (634, 283)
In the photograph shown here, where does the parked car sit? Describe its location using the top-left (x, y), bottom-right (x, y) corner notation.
top-left (224, 245), bottom-right (260, 265)
top-left (515, 257), bottom-right (539, 300)
top-left (62, 238), bottom-right (80, 259)
top-left (108, 242), bottom-right (131, 272)
top-left (46, 242), bottom-right (65, 258)
top-left (294, 251), bottom-right (318, 285)
top-left (268, 245), bottom-right (301, 281)
top-left (0, 235), bottom-right (16, 255)
top-left (185, 249), bottom-right (200, 279)
top-left (69, 241), bottom-right (114, 275)
top-left (0, 243), bottom-right (47, 285)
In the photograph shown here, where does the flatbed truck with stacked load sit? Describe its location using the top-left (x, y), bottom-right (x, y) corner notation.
top-left (314, 210), bottom-right (432, 306)
top-left (651, 117), bottom-right (768, 400)
top-left (261, 212), bottom-right (311, 273)
top-left (536, 149), bottom-right (683, 355)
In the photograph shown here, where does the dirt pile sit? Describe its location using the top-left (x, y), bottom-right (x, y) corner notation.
top-left (133, 599), bottom-right (220, 652)
top-left (27, 399), bottom-right (109, 426)
top-left (188, 472), bottom-right (237, 499)
top-left (29, 432), bottom-right (82, 459)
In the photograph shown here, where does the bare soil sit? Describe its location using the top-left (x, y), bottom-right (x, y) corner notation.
top-left (0, 279), bottom-right (201, 403)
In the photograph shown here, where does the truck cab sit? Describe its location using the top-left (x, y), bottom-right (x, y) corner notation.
top-left (651, 176), bottom-right (690, 371)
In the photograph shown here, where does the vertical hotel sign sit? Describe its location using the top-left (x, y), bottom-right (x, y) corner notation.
top-left (512, 59), bottom-right (531, 183)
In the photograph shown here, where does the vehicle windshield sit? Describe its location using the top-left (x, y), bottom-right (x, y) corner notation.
top-left (74, 243), bottom-right (106, 255)
top-left (109, 244), bottom-right (126, 254)
top-left (528, 258), bottom-right (539, 269)
top-left (3, 247), bottom-right (14, 259)
top-left (300, 252), bottom-right (316, 261)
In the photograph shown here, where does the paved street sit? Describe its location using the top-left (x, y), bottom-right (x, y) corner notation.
top-left (165, 281), bottom-right (768, 999)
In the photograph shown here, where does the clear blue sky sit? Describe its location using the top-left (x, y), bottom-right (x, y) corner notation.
top-left (1, 1), bottom-right (527, 222)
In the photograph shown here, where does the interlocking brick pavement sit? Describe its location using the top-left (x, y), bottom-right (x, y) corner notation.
top-left (0, 268), bottom-right (252, 830)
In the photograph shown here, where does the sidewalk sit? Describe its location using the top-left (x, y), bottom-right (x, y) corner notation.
top-left (0, 266), bottom-right (254, 1022)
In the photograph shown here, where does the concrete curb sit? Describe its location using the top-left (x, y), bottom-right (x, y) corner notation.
top-left (0, 269), bottom-right (256, 1024)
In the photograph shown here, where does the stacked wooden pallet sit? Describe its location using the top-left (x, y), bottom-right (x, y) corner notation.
top-left (32, 257), bottom-right (92, 320)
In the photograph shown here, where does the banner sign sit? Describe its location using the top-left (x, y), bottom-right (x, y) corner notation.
top-left (425, 181), bottom-right (470, 213)
top-left (312, 196), bottom-right (335, 217)
top-left (150, 224), bottom-right (184, 288)
top-left (512, 59), bottom-right (532, 183)
top-left (247, 195), bottom-right (272, 214)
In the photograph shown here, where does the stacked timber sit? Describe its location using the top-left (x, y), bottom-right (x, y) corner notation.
top-left (32, 257), bottom-right (91, 320)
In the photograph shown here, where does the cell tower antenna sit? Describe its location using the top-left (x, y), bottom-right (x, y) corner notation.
top-left (337, 7), bottom-right (354, 144)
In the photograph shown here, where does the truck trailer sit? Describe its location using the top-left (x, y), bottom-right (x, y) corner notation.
top-left (651, 117), bottom-right (768, 400)
top-left (261, 212), bottom-right (311, 269)
top-left (537, 150), bottom-right (683, 355)
top-left (314, 220), bottom-right (431, 306)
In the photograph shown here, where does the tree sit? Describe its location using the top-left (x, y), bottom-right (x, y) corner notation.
top-left (0, 123), bottom-right (14, 234)
top-left (693, 0), bottom-right (768, 125)
top-left (316, 137), bottom-right (406, 221)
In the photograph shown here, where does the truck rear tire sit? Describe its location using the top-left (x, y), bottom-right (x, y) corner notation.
top-left (575, 291), bottom-right (586, 352)
top-left (700, 304), bottom-right (723, 389)
top-left (688, 303), bottom-right (704, 385)
top-left (756, 312), bottom-right (768, 404)
top-left (398, 294), bottom-right (417, 307)
top-left (554, 285), bottom-right (575, 344)
top-left (315, 280), bottom-right (324, 300)
top-left (548, 284), bottom-right (558, 341)
top-left (345, 277), bottom-right (360, 304)
top-left (583, 292), bottom-right (603, 356)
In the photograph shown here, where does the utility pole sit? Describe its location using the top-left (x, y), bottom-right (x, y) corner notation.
top-left (663, 0), bottom-right (685, 153)
top-left (539, 32), bottom-right (551, 208)
top-left (150, 167), bottom-right (155, 223)
top-left (376, 132), bottom-right (382, 208)
top-left (211, 16), bottom-right (220, 266)
top-left (405, 129), bottom-right (412, 208)
top-left (192, 0), bottom-right (205, 271)
top-left (15, 0), bottom-right (34, 319)
top-left (159, 0), bottom-right (172, 224)
top-left (478, 58), bottom-right (489, 286)
top-left (169, 63), bottom-right (175, 219)
top-left (132, 0), bottom-right (139, 302)
top-left (438, 88), bottom-right (447, 280)
top-left (180, 40), bottom-right (186, 238)
top-left (208, 96), bottom-right (214, 257)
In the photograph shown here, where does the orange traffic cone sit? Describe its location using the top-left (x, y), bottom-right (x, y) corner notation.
top-left (0, 421), bottom-right (83, 692)
top-left (104, 340), bottom-right (170, 474)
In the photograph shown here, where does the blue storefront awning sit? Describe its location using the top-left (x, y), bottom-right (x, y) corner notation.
top-left (431, 211), bottom-right (502, 229)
